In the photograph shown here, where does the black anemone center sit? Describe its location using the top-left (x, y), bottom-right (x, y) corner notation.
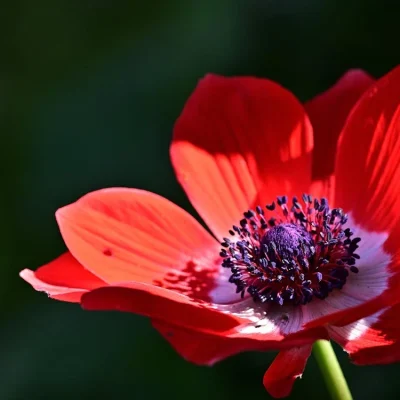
top-left (220, 195), bottom-right (360, 306)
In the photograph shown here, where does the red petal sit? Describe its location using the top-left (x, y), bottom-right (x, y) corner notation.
top-left (152, 320), bottom-right (270, 365)
top-left (171, 75), bottom-right (313, 240)
top-left (334, 65), bottom-right (400, 232)
top-left (329, 305), bottom-right (400, 365)
top-left (305, 69), bottom-right (374, 197)
top-left (303, 219), bottom-right (394, 329)
top-left (81, 283), bottom-right (241, 334)
top-left (36, 252), bottom-right (105, 289)
top-left (20, 270), bottom-right (86, 302)
top-left (152, 320), bottom-right (327, 365)
top-left (317, 66), bottom-right (400, 328)
top-left (351, 343), bottom-right (400, 365)
top-left (20, 252), bottom-right (105, 302)
top-left (56, 188), bottom-right (228, 302)
top-left (263, 345), bottom-right (312, 398)
top-left (82, 282), bottom-right (328, 344)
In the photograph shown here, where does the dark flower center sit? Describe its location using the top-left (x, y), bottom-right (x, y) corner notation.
top-left (220, 195), bottom-right (360, 306)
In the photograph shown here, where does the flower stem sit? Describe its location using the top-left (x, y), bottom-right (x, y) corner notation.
top-left (313, 340), bottom-right (353, 400)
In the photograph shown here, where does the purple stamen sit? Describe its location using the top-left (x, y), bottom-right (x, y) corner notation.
top-left (220, 195), bottom-right (360, 306)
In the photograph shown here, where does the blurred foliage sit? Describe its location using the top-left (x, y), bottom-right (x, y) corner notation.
top-left (1, 0), bottom-right (399, 399)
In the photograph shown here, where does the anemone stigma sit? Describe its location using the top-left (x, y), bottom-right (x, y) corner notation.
top-left (220, 195), bottom-right (360, 306)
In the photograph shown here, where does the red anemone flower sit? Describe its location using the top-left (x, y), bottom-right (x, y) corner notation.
top-left (21, 66), bottom-right (400, 398)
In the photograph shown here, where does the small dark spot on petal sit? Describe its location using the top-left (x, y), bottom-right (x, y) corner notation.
top-left (281, 314), bottom-right (289, 323)
top-left (103, 249), bottom-right (113, 256)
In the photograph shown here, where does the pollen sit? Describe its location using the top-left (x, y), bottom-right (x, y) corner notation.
top-left (220, 195), bottom-right (360, 306)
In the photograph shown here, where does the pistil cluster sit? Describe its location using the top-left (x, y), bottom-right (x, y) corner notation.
top-left (220, 195), bottom-right (360, 306)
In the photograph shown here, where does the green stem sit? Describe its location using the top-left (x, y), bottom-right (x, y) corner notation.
top-left (313, 340), bottom-right (353, 400)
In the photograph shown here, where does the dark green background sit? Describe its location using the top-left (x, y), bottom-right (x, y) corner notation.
top-left (2, 1), bottom-right (399, 399)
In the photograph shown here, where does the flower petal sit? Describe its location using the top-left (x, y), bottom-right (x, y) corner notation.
top-left (19, 252), bottom-right (105, 302)
top-left (325, 66), bottom-right (400, 325)
top-left (81, 283), bottom-right (241, 334)
top-left (153, 320), bottom-right (324, 366)
top-left (152, 320), bottom-right (272, 365)
top-left (329, 305), bottom-right (400, 365)
top-left (302, 214), bottom-right (393, 328)
top-left (263, 345), bottom-right (312, 398)
top-left (55, 188), bottom-right (236, 303)
top-left (305, 70), bottom-right (374, 199)
top-left (171, 74), bottom-right (313, 240)
top-left (212, 299), bottom-right (328, 345)
top-left (328, 308), bottom-right (392, 354)
top-left (334, 65), bottom-right (400, 232)
top-left (34, 252), bottom-right (105, 289)
top-left (82, 282), bottom-right (327, 345)
top-left (20, 269), bottom-right (86, 302)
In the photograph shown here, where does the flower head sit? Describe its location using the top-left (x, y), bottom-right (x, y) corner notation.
top-left (21, 65), bottom-right (400, 398)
